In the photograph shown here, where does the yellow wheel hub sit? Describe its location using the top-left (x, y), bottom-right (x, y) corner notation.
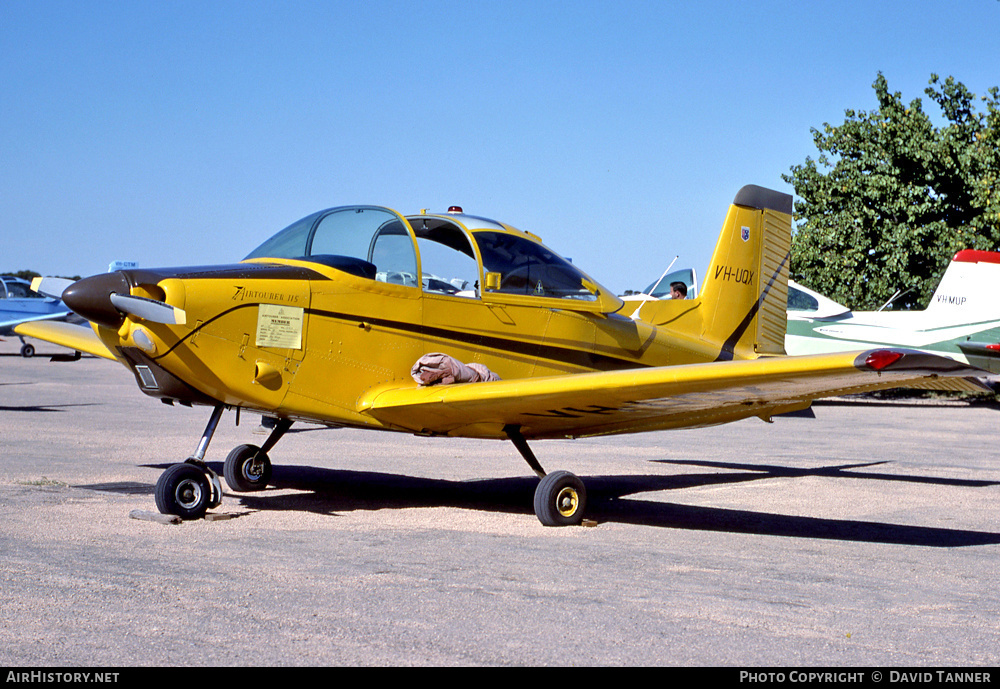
top-left (555, 486), bottom-right (579, 517)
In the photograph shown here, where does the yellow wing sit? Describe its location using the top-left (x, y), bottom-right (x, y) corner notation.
top-left (14, 320), bottom-right (117, 361)
top-left (359, 349), bottom-right (988, 440)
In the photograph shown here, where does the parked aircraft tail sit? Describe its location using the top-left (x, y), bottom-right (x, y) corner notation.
top-left (924, 250), bottom-right (1000, 322)
top-left (636, 185), bottom-right (792, 360)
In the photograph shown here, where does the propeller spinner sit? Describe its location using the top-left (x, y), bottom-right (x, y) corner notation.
top-left (54, 272), bottom-right (186, 327)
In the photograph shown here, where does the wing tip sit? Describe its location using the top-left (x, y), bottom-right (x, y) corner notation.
top-left (856, 348), bottom-right (985, 377)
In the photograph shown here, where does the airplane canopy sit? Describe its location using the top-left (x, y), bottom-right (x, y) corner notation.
top-left (245, 206), bottom-right (623, 313)
top-left (787, 280), bottom-right (851, 320)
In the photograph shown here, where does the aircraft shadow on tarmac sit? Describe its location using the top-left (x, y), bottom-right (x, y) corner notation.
top-left (0, 381), bottom-right (100, 412)
top-left (812, 398), bottom-right (1000, 411)
top-left (0, 403), bottom-right (98, 413)
top-left (98, 458), bottom-right (1000, 547)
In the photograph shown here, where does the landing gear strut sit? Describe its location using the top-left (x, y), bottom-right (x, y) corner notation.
top-left (505, 425), bottom-right (587, 527)
top-left (154, 405), bottom-right (226, 520)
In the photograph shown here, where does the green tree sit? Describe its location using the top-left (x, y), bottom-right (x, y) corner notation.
top-left (783, 73), bottom-right (1000, 310)
top-left (1, 270), bottom-right (42, 280)
top-left (1, 270), bottom-right (81, 281)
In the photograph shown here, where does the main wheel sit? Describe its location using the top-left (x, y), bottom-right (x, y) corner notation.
top-left (20, 343), bottom-right (35, 358)
top-left (155, 463), bottom-right (212, 520)
top-left (533, 470), bottom-right (587, 526)
top-left (224, 444), bottom-right (272, 492)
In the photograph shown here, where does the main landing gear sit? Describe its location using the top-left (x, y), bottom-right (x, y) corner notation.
top-left (153, 405), bottom-right (292, 520)
top-left (505, 425), bottom-right (588, 527)
top-left (16, 336), bottom-right (35, 358)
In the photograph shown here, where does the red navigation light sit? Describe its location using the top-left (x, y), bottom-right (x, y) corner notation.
top-left (986, 344), bottom-right (1000, 352)
top-left (865, 350), bottom-right (904, 371)
top-left (447, 206), bottom-right (463, 214)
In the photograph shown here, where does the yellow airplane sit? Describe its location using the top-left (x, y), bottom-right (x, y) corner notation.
top-left (17, 185), bottom-right (987, 525)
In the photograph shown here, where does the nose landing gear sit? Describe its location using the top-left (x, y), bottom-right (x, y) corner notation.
top-left (154, 405), bottom-right (225, 520)
top-left (14, 335), bottom-right (35, 358)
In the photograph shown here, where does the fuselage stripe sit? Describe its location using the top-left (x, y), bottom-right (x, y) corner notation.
top-left (155, 303), bottom-right (647, 372)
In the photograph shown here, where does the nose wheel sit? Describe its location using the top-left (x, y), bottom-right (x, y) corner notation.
top-left (16, 336), bottom-right (35, 358)
top-left (154, 405), bottom-right (226, 520)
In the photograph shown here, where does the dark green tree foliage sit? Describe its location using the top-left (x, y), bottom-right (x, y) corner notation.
top-left (2, 270), bottom-right (41, 280)
top-left (784, 73), bottom-right (1000, 310)
top-left (1, 270), bottom-right (81, 281)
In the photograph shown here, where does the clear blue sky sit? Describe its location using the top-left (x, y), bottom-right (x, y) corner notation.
top-left (3, 0), bottom-right (999, 293)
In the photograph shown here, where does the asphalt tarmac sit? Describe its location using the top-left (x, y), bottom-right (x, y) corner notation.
top-left (2, 338), bottom-right (999, 667)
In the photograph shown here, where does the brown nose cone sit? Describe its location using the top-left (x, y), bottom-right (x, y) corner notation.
top-left (61, 272), bottom-right (131, 328)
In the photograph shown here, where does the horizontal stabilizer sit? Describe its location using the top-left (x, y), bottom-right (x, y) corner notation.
top-left (958, 341), bottom-right (1000, 359)
top-left (903, 377), bottom-right (994, 393)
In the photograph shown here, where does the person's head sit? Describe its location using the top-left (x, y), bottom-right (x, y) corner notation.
top-left (669, 281), bottom-right (687, 299)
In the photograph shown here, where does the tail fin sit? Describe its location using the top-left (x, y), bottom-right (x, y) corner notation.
top-left (924, 250), bottom-right (1000, 323)
top-left (638, 185), bottom-right (792, 360)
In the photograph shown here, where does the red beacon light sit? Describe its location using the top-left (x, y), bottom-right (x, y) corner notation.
top-left (447, 206), bottom-right (463, 214)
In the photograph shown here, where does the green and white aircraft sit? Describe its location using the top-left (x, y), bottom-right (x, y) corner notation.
top-left (785, 250), bottom-right (1000, 378)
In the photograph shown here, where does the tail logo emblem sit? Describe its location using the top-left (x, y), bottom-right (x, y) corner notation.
top-left (741, 226), bottom-right (750, 242)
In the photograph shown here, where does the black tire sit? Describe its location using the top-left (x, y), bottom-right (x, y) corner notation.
top-left (155, 463), bottom-right (212, 520)
top-left (20, 343), bottom-right (35, 358)
top-left (224, 444), bottom-right (272, 492)
top-left (533, 470), bottom-right (587, 526)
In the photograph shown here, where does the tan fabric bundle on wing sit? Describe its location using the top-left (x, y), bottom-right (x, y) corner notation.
top-left (411, 353), bottom-right (501, 386)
